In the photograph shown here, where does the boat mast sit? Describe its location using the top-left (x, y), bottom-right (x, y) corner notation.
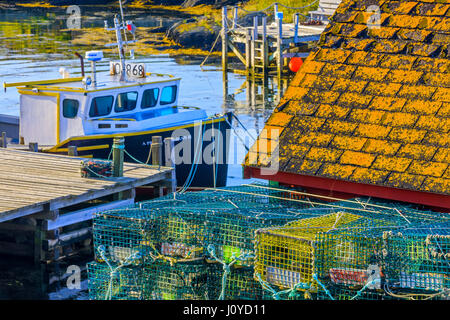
top-left (105, 15), bottom-right (136, 81)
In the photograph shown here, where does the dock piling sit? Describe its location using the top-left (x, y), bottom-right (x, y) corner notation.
top-left (68, 146), bottom-right (78, 157)
top-left (29, 142), bottom-right (38, 152)
top-left (164, 137), bottom-right (177, 193)
top-left (1, 132), bottom-right (6, 148)
top-left (151, 136), bottom-right (162, 167)
top-left (221, 6), bottom-right (228, 74)
top-left (112, 136), bottom-right (124, 177)
top-left (276, 15), bottom-right (283, 80)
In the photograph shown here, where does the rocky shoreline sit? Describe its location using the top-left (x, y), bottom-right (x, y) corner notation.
top-left (3, 0), bottom-right (271, 53)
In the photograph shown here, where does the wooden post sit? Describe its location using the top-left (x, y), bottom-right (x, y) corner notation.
top-left (294, 13), bottom-right (299, 43)
top-left (164, 137), bottom-right (177, 194)
top-left (221, 6), bottom-right (228, 74)
top-left (262, 16), bottom-right (268, 75)
top-left (151, 136), bottom-right (162, 166)
top-left (34, 219), bottom-right (45, 265)
top-left (29, 142), bottom-right (38, 152)
top-left (68, 146), bottom-right (78, 157)
top-left (276, 15), bottom-right (283, 80)
top-left (232, 6), bottom-right (238, 29)
top-left (1, 132), bottom-right (6, 148)
top-left (252, 16), bottom-right (258, 75)
top-left (112, 136), bottom-right (124, 177)
top-left (245, 28), bottom-right (252, 73)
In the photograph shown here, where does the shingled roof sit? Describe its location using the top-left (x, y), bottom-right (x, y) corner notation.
top-left (245, 0), bottom-right (450, 197)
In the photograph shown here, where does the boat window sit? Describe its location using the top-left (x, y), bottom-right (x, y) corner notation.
top-left (115, 91), bottom-right (138, 113)
top-left (62, 99), bottom-right (79, 118)
top-left (141, 88), bottom-right (159, 109)
top-left (89, 96), bottom-right (114, 118)
top-left (160, 85), bottom-right (177, 105)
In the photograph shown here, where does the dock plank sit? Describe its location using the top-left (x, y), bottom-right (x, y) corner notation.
top-left (0, 148), bottom-right (173, 223)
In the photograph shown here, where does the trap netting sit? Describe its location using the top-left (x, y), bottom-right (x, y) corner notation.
top-left (87, 261), bottom-right (153, 300)
top-left (312, 221), bottom-right (450, 300)
top-left (92, 184), bottom-right (336, 268)
top-left (253, 212), bottom-right (384, 295)
top-left (381, 222), bottom-right (450, 300)
top-left (327, 197), bottom-right (450, 226)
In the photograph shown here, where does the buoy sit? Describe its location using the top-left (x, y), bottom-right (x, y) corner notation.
top-left (289, 57), bottom-right (303, 72)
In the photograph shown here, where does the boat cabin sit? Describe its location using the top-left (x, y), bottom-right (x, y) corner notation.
top-left (5, 73), bottom-right (207, 146)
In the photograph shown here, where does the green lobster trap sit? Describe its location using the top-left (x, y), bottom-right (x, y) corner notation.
top-left (381, 223), bottom-right (450, 300)
top-left (87, 261), bottom-right (153, 300)
top-left (148, 261), bottom-right (215, 300)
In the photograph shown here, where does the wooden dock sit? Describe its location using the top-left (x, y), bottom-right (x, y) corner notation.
top-left (0, 147), bottom-right (174, 264)
top-left (221, 4), bottom-right (327, 78)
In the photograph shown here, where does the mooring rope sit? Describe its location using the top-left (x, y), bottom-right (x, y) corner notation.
top-left (179, 120), bottom-right (206, 194)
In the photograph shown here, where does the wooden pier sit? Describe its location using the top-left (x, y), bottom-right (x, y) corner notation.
top-left (221, 4), bottom-right (327, 78)
top-left (0, 147), bottom-right (174, 265)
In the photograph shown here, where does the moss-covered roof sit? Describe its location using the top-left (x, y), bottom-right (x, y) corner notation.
top-left (244, 0), bottom-right (450, 196)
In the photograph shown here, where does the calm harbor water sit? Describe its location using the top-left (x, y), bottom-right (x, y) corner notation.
top-left (0, 3), bottom-right (289, 299)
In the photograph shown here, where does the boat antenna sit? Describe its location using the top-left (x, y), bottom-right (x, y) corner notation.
top-left (118, 0), bottom-right (130, 57)
top-left (104, 14), bottom-right (137, 81)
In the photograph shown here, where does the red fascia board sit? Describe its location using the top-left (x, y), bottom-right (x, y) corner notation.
top-left (244, 166), bottom-right (450, 211)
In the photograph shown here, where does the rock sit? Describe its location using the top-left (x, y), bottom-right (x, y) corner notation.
top-left (166, 17), bottom-right (220, 51)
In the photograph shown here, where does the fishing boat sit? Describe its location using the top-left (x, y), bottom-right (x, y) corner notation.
top-left (2, 14), bottom-right (233, 188)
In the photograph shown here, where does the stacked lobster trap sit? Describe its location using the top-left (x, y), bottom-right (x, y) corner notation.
top-left (87, 183), bottom-right (450, 300)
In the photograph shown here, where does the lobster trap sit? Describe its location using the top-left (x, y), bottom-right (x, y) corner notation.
top-left (381, 223), bottom-right (450, 300)
top-left (147, 261), bottom-right (214, 300)
top-left (87, 261), bottom-right (153, 300)
top-left (254, 212), bottom-right (386, 293)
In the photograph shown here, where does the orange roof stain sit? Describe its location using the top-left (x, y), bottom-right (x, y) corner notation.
top-left (245, 0), bottom-right (450, 196)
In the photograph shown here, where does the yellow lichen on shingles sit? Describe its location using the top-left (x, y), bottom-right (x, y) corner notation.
top-left (389, 127), bottom-right (427, 144)
top-left (421, 177), bottom-right (450, 194)
top-left (363, 139), bottom-right (401, 156)
top-left (379, 54), bottom-right (417, 70)
top-left (340, 150), bottom-right (376, 167)
top-left (305, 147), bottom-right (343, 162)
top-left (372, 155), bottom-right (412, 173)
top-left (402, 100), bottom-right (442, 115)
top-left (369, 97), bottom-right (407, 111)
top-left (387, 172), bottom-right (426, 190)
top-left (266, 112), bottom-right (293, 127)
top-left (408, 161), bottom-right (448, 178)
top-left (331, 135), bottom-right (367, 151)
top-left (319, 163), bottom-right (357, 180)
top-left (397, 144), bottom-right (438, 161)
top-left (433, 148), bottom-right (450, 163)
top-left (385, 69), bottom-right (423, 84)
top-left (350, 168), bottom-right (389, 184)
top-left (355, 124), bottom-right (393, 139)
top-left (381, 112), bottom-right (418, 127)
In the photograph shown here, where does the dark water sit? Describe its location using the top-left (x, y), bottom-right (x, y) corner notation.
top-left (0, 3), bottom-right (289, 299)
